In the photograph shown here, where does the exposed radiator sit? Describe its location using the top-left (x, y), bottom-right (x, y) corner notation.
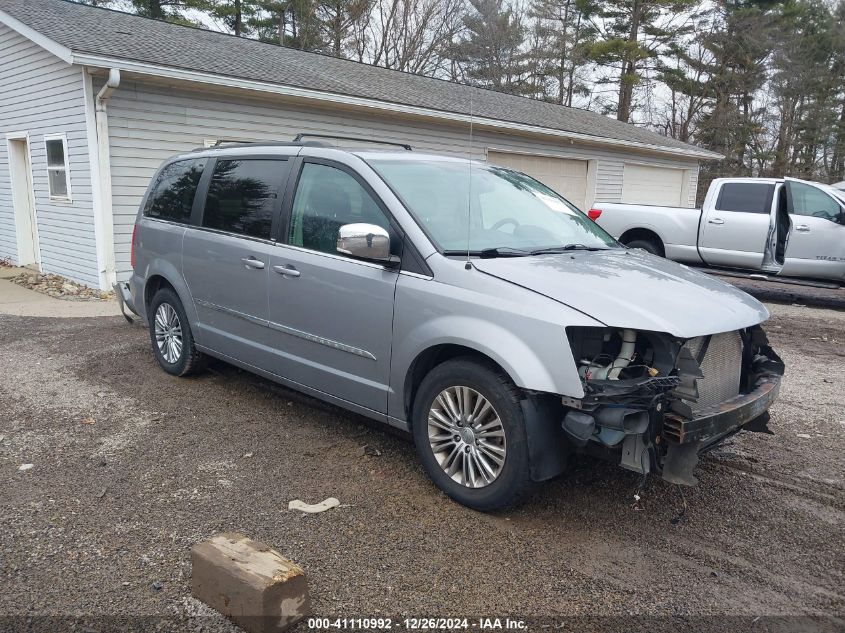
top-left (683, 331), bottom-right (744, 413)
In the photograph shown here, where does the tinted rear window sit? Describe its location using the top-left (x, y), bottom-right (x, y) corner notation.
top-left (202, 159), bottom-right (288, 240)
top-left (144, 159), bottom-right (206, 223)
top-left (716, 183), bottom-right (774, 214)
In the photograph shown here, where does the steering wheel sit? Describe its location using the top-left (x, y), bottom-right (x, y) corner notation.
top-left (491, 217), bottom-right (520, 232)
top-left (811, 211), bottom-right (831, 219)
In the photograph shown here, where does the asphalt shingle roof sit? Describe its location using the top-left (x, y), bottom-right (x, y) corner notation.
top-left (0, 0), bottom-right (716, 157)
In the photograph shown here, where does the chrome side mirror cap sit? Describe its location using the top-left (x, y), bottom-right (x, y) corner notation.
top-left (337, 223), bottom-right (396, 264)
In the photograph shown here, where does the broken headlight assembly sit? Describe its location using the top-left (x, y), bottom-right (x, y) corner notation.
top-left (562, 325), bottom-right (784, 485)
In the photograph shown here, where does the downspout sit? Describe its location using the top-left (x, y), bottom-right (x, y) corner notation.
top-left (94, 68), bottom-right (120, 288)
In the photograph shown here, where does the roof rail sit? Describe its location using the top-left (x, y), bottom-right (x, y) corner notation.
top-left (293, 133), bottom-right (412, 151)
top-left (209, 140), bottom-right (304, 148)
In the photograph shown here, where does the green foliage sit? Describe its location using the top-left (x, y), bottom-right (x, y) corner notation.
top-left (584, 0), bottom-right (701, 121)
top-left (451, 0), bottom-right (532, 94)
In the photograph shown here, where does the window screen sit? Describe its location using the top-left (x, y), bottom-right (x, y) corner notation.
top-left (716, 183), bottom-right (774, 214)
top-left (45, 137), bottom-right (70, 199)
top-left (144, 159), bottom-right (205, 223)
top-left (202, 159), bottom-right (288, 240)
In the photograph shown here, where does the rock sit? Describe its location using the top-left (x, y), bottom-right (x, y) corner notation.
top-left (19, 464), bottom-right (34, 471)
top-left (151, 581), bottom-right (163, 591)
top-left (192, 532), bottom-right (310, 633)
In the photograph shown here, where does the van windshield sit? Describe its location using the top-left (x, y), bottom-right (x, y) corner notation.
top-left (367, 158), bottom-right (618, 254)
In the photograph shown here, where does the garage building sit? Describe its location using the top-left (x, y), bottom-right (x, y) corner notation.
top-left (0, 0), bottom-right (720, 290)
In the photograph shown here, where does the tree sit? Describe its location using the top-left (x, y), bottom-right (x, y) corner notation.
top-left (127, 0), bottom-right (215, 22)
top-left (356, 0), bottom-right (464, 75)
top-left (210, 0), bottom-right (263, 35)
top-left (528, 0), bottom-right (597, 105)
top-left (247, 0), bottom-right (323, 49)
top-left (586, 0), bottom-right (699, 122)
top-left (451, 0), bottom-right (530, 94)
top-left (829, 0), bottom-right (845, 181)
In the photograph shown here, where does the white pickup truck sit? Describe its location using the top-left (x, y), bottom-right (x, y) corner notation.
top-left (592, 177), bottom-right (845, 284)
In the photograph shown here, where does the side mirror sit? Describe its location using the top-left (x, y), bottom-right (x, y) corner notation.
top-left (337, 223), bottom-right (397, 264)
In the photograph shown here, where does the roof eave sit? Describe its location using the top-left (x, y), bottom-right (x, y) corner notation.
top-left (0, 5), bottom-right (721, 161)
top-left (78, 55), bottom-right (722, 160)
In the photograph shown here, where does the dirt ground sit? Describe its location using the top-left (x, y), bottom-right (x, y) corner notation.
top-left (1, 280), bottom-right (843, 632)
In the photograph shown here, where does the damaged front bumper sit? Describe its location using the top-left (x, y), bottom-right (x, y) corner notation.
top-left (560, 325), bottom-right (785, 486)
top-left (663, 373), bottom-right (781, 445)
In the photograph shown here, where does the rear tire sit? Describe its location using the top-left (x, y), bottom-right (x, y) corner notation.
top-left (148, 287), bottom-right (206, 377)
top-left (625, 237), bottom-right (663, 256)
top-left (411, 358), bottom-right (534, 511)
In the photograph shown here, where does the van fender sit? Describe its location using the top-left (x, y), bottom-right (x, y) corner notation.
top-left (393, 316), bottom-right (581, 482)
top-left (397, 315), bottom-right (580, 396)
top-left (140, 259), bottom-right (199, 332)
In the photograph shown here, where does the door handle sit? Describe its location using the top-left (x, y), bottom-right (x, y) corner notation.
top-left (272, 264), bottom-right (301, 278)
top-left (708, 218), bottom-right (725, 225)
top-left (241, 257), bottom-right (265, 270)
top-left (795, 224), bottom-right (810, 232)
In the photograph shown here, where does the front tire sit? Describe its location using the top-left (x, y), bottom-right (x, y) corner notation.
top-left (411, 358), bottom-right (534, 511)
top-left (148, 287), bottom-right (206, 377)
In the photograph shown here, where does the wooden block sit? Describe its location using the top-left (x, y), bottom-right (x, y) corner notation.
top-left (192, 532), bottom-right (311, 633)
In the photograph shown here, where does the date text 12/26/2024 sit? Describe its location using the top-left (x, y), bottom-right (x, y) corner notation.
top-left (307, 618), bottom-right (528, 630)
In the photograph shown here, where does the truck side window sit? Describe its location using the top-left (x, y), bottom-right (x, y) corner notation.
top-left (202, 159), bottom-right (288, 240)
top-left (715, 183), bottom-right (774, 214)
top-left (144, 159), bottom-right (205, 223)
top-left (787, 182), bottom-right (842, 222)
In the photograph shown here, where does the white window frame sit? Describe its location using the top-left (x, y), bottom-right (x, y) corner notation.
top-left (43, 133), bottom-right (72, 202)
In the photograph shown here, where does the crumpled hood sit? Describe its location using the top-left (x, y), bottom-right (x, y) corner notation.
top-left (473, 249), bottom-right (769, 338)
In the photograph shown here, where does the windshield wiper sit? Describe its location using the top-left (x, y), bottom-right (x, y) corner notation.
top-left (478, 247), bottom-right (531, 258)
top-left (529, 244), bottom-right (610, 255)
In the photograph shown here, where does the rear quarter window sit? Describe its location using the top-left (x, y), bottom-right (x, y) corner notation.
top-left (715, 183), bottom-right (774, 214)
top-left (144, 158), bottom-right (206, 223)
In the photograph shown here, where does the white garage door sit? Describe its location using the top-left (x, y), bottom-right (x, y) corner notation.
top-left (622, 163), bottom-right (685, 206)
top-left (487, 151), bottom-right (589, 210)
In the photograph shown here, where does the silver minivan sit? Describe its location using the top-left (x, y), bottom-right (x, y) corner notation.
top-left (118, 138), bottom-right (784, 510)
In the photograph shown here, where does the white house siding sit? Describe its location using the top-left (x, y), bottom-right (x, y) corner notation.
top-left (102, 78), bottom-right (700, 280)
top-left (0, 24), bottom-right (98, 286)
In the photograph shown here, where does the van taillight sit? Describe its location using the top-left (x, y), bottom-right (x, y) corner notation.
top-left (130, 225), bottom-right (137, 269)
top-left (587, 208), bottom-right (602, 221)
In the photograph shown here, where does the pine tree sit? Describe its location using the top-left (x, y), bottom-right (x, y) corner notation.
top-left (211, 0), bottom-right (263, 35)
top-left (451, 0), bottom-right (531, 95)
top-left (528, 0), bottom-right (597, 105)
top-left (127, 0), bottom-right (215, 22)
top-left (586, 0), bottom-right (699, 122)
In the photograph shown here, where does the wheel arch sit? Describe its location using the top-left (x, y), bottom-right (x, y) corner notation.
top-left (403, 344), bottom-right (513, 423)
top-left (404, 343), bottom-right (572, 484)
top-left (618, 227), bottom-right (666, 256)
top-left (139, 260), bottom-right (198, 328)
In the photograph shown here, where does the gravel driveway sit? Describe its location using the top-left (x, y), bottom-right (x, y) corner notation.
top-left (1, 283), bottom-right (843, 632)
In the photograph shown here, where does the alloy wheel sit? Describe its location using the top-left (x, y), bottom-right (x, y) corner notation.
top-left (154, 303), bottom-right (183, 364)
top-left (427, 386), bottom-right (506, 488)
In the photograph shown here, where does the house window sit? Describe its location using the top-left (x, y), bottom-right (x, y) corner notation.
top-left (44, 134), bottom-right (71, 201)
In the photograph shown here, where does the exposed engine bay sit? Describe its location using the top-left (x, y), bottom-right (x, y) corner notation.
top-left (562, 325), bottom-right (785, 485)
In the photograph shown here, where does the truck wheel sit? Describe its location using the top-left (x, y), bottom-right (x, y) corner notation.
top-left (626, 238), bottom-right (663, 256)
top-left (411, 358), bottom-right (534, 511)
top-left (148, 287), bottom-right (206, 377)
